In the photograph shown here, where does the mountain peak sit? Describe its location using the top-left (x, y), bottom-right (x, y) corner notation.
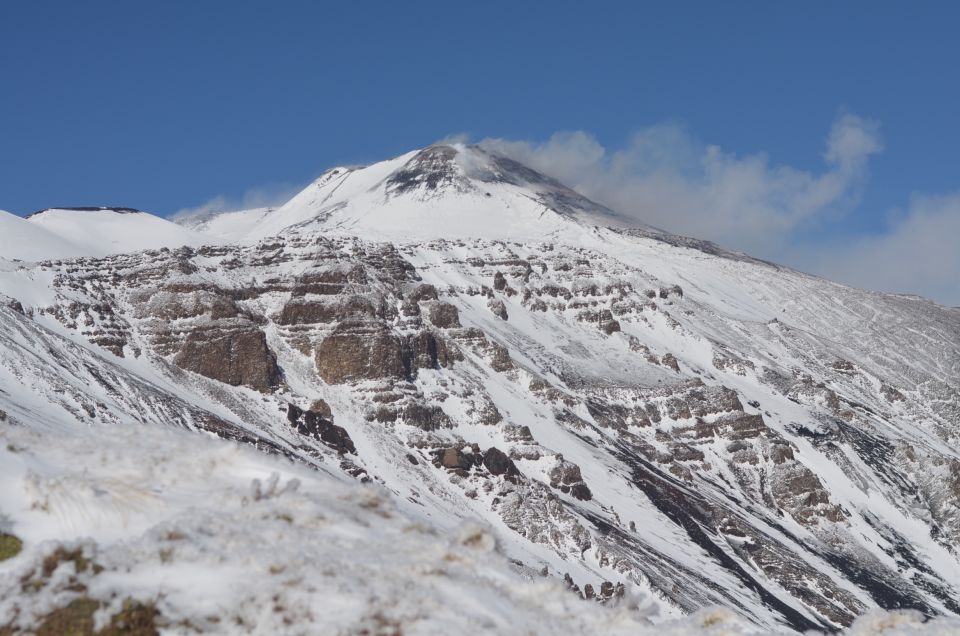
top-left (218, 144), bottom-right (652, 243)
top-left (385, 144), bottom-right (471, 196)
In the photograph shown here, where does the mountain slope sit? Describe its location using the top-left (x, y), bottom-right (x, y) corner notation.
top-left (1, 145), bottom-right (959, 634)
top-left (0, 209), bottom-right (91, 261)
top-left (1, 207), bottom-right (215, 260)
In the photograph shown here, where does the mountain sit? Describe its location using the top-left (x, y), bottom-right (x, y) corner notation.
top-left (197, 144), bottom-right (653, 242)
top-left (1, 144), bottom-right (959, 634)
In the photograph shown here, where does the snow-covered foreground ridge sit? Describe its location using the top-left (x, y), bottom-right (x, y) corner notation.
top-left (1, 144), bottom-right (959, 634)
top-left (2, 420), bottom-right (954, 636)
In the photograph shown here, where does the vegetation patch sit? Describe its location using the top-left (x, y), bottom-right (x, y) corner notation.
top-left (32, 597), bottom-right (159, 636)
top-left (0, 533), bottom-right (23, 562)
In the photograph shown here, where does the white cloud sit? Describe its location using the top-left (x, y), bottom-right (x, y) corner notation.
top-left (479, 116), bottom-right (960, 305)
top-left (796, 194), bottom-right (960, 306)
top-left (481, 114), bottom-right (883, 257)
top-left (171, 183), bottom-right (304, 222)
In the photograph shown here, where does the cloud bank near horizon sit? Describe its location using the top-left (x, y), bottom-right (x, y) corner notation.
top-left (480, 114), bottom-right (881, 256)
top-left (478, 116), bottom-right (959, 307)
top-left (171, 182), bottom-right (305, 223)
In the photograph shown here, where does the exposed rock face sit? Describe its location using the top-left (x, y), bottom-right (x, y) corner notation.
top-left (278, 295), bottom-right (378, 325)
top-left (483, 446), bottom-right (520, 480)
top-left (405, 330), bottom-right (460, 371)
top-left (597, 309), bottom-right (621, 335)
top-left (287, 404), bottom-right (355, 454)
top-left (316, 321), bottom-right (406, 384)
top-left (309, 398), bottom-right (334, 420)
top-left (173, 328), bottom-right (279, 390)
top-left (424, 301), bottom-right (461, 328)
top-left (488, 298), bottom-right (509, 320)
top-left (549, 458), bottom-right (592, 501)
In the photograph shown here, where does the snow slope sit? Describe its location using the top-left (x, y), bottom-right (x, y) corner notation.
top-left (22, 207), bottom-right (214, 258)
top-left (177, 206), bottom-right (274, 242)
top-left (0, 209), bottom-right (90, 261)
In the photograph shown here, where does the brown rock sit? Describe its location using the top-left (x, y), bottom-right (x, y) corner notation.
top-left (309, 399), bottom-right (334, 421)
top-left (406, 331), bottom-right (458, 370)
top-left (277, 295), bottom-right (377, 325)
top-left (174, 328), bottom-right (279, 391)
top-left (661, 353), bottom-right (680, 372)
top-left (315, 320), bottom-right (406, 384)
top-left (425, 301), bottom-right (461, 328)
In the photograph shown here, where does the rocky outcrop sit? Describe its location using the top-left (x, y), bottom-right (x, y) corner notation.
top-left (483, 446), bottom-right (520, 480)
top-left (173, 328), bottom-right (279, 391)
top-left (316, 320), bottom-right (406, 384)
top-left (287, 404), bottom-right (355, 454)
top-left (488, 298), bottom-right (508, 320)
top-left (548, 457), bottom-right (592, 501)
top-left (424, 301), bottom-right (461, 328)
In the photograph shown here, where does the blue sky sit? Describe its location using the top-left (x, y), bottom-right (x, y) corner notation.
top-left (1, 2), bottom-right (959, 303)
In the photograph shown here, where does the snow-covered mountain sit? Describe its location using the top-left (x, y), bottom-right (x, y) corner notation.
top-left (1, 144), bottom-right (959, 634)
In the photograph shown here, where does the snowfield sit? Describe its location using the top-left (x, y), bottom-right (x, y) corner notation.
top-left (1, 144), bottom-right (959, 634)
top-left (1, 207), bottom-right (215, 262)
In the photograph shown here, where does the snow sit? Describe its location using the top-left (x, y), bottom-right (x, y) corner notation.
top-left (178, 206), bottom-right (274, 242)
top-left (25, 208), bottom-right (215, 257)
top-left (0, 209), bottom-right (90, 261)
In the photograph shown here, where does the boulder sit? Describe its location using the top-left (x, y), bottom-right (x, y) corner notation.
top-left (483, 447), bottom-right (520, 479)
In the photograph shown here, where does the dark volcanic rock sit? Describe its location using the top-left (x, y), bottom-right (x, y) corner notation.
top-left (569, 483), bottom-right (593, 501)
top-left (309, 398), bottom-right (334, 421)
top-left (483, 447), bottom-right (520, 479)
top-left (173, 329), bottom-right (279, 391)
top-left (287, 404), bottom-right (355, 454)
